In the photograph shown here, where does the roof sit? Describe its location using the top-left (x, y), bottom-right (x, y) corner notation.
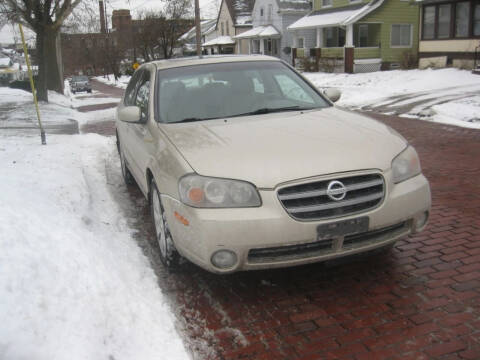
top-left (203, 36), bottom-right (236, 47)
top-left (179, 19), bottom-right (217, 41)
top-left (224, 0), bottom-right (255, 26)
top-left (148, 55), bottom-right (281, 70)
top-left (276, 0), bottom-right (312, 12)
top-left (288, 0), bottom-right (384, 30)
top-left (234, 25), bottom-right (281, 39)
top-left (0, 57), bottom-right (12, 67)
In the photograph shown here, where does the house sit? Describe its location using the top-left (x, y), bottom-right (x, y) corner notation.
top-left (234, 0), bottom-right (312, 62)
top-left (202, 0), bottom-right (255, 54)
top-left (178, 19), bottom-right (217, 55)
top-left (417, 0), bottom-right (480, 71)
top-left (288, 0), bottom-right (420, 73)
top-left (0, 57), bottom-right (22, 85)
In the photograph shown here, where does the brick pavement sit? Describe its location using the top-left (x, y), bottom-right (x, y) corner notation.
top-left (164, 113), bottom-right (480, 360)
top-left (84, 88), bottom-right (480, 358)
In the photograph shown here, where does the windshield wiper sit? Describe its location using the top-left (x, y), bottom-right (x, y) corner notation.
top-left (229, 106), bottom-right (315, 118)
top-left (170, 116), bottom-right (220, 123)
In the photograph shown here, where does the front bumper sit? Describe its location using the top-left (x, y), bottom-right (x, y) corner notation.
top-left (162, 170), bottom-right (431, 274)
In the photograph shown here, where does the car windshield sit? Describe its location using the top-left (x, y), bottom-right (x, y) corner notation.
top-left (73, 76), bottom-right (88, 82)
top-left (156, 61), bottom-right (330, 123)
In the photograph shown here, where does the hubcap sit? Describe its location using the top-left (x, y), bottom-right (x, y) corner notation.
top-left (152, 189), bottom-right (167, 257)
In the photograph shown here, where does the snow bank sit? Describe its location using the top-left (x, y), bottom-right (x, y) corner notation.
top-left (94, 75), bottom-right (131, 89)
top-left (0, 134), bottom-right (190, 360)
top-left (304, 68), bottom-right (480, 129)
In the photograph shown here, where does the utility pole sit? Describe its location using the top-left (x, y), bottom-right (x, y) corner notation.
top-left (194, 0), bottom-right (202, 57)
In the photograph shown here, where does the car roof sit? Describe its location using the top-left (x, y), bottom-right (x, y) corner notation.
top-left (147, 55), bottom-right (282, 71)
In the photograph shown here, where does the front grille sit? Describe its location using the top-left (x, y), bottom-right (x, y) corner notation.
top-left (248, 239), bottom-right (334, 264)
top-left (278, 174), bottom-right (384, 220)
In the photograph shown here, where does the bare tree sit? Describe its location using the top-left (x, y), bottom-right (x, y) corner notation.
top-left (134, 1), bottom-right (193, 61)
top-left (1, 0), bottom-right (83, 101)
top-left (63, 0), bottom-right (100, 34)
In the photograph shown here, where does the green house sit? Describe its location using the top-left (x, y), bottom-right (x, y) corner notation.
top-left (288, 0), bottom-right (420, 72)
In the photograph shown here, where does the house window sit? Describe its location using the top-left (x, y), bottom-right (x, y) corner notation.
top-left (260, 7), bottom-right (264, 16)
top-left (268, 4), bottom-right (273, 21)
top-left (226, 20), bottom-right (229, 35)
top-left (221, 22), bottom-right (224, 36)
top-left (438, 4), bottom-right (451, 39)
top-left (423, 5), bottom-right (435, 39)
top-left (322, 0), bottom-right (332, 7)
top-left (324, 27), bottom-right (345, 47)
top-left (475, 3), bottom-right (480, 36)
top-left (358, 24), bottom-right (368, 47)
top-left (455, 2), bottom-right (470, 37)
top-left (391, 24), bottom-right (412, 47)
top-left (297, 37), bottom-right (305, 48)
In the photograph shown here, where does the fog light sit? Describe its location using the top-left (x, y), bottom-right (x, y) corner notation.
top-left (211, 250), bottom-right (237, 269)
top-left (415, 211), bottom-right (429, 231)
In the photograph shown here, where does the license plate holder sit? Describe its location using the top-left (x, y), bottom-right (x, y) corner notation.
top-left (317, 217), bottom-right (369, 240)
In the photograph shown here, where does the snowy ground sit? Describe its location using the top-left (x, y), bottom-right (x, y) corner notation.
top-left (0, 88), bottom-right (190, 360)
top-left (304, 68), bottom-right (480, 129)
top-left (93, 75), bottom-right (131, 89)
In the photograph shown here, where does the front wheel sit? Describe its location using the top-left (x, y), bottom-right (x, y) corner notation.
top-left (150, 181), bottom-right (180, 268)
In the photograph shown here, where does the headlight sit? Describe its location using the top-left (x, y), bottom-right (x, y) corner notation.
top-left (178, 174), bottom-right (261, 208)
top-left (392, 146), bottom-right (421, 183)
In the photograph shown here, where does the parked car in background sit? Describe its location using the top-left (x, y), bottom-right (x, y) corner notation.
top-left (70, 75), bottom-right (92, 94)
top-left (116, 55), bottom-right (431, 274)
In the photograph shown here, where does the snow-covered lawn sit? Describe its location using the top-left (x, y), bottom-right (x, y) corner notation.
top-left (0, 89), bottom-right (190, 360)
top-left (304, 68), bottom-right (480, 129)
top-left (93, 74), bottom-right (131, 89)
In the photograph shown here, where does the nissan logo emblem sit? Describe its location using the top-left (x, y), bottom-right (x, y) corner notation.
top-left (326, 180), bottom-right (347, 201)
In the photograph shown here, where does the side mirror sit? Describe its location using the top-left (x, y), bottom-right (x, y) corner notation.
top-left (323, 88), bottom-right (341, 103)
top-left (118, 106), bottom-right (141, 123)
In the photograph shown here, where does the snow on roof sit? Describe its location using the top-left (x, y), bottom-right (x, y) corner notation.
top-left (234, 25), bottom-right (281, 39)
top-left (277, 0), bottom-right (311, 12)
top-left (179, 19), bottom-right (217, 41)
top-left (203, 36), bottom-right (236, 46)
top-left (224, 0), bottom-right (255, 27)
top-left (235, 15), bottom-right (252, 26)
top-left (0, 57), bottom-right (13, 67)
top-left (288, 0), bottom-right (384, 30)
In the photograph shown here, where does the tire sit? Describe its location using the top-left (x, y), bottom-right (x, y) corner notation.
top-left (119, 147), bottom-right (134, 186)
top-left (150, 181), bottom-right (180, 268)
top-left (87, 89), bottom-right (92, 93)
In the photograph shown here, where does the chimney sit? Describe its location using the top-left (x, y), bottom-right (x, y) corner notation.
top-left (99, 0), bottom-right (106, 33)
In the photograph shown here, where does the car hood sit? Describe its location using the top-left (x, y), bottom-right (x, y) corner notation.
top-left (161, 108), bottom-right (407, 188)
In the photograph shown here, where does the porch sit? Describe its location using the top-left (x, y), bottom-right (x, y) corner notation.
top-left (287, 0), bottom-right (386, 73)
top-left (292, 24), bottom-right (382, 73)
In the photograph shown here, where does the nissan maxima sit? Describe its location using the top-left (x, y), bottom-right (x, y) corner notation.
top-left (115, 55), bottom-right (431, 273)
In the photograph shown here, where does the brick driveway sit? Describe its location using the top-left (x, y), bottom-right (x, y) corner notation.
top-left (164, 114), bottom-right (480, 360)
top-left (84, 80), bottom-right (480, 359)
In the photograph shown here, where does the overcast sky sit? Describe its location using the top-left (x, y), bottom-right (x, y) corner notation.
top-left (0, 0), bottom-right (219, 45)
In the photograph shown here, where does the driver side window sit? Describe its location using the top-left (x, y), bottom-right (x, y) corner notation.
top-left (135, 72), bottom-right (151, 121)
top-left (124, 70), bottom-right (143, 106)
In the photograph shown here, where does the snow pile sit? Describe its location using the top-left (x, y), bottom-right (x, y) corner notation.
top-left (0, 134), bottom-right (190, 360)
top-left (94, 74), bottom-right (131, 89)
top-left (0, 87), bottom-right (79, 128)
top-left (304, 68), bottom-right (480, 129)
top-left (430, 96), bottom-right (480, 128)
